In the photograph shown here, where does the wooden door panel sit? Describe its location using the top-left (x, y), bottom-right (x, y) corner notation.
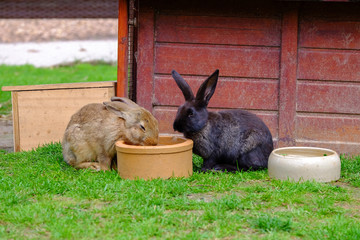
top-left (156, 15), bottom-right (281, 46)
top-left (155, 44), bottom-right (280, 79)
top-left (298, 49), bottom-right (360, 82)
top-left (296, 115), bottom-right (360, 143)
top-left (295, 2), bottom-right (360, 154)
top-left (300, 20), bottom-right (360, 50)
top-left (297, 81), bottom-right (360, 114)
top-left (295, 140), bottom-right (360, 156)
top-left (153, 106), bottom-right (279, 139)
top-left (153, 75), bottom-right (278, 110)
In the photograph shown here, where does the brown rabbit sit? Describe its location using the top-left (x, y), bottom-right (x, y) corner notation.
top-left (62, 97), bottom-right (159, 171)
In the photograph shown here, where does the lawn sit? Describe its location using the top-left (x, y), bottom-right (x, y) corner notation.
top-left (1, 64), bottom-right (360, 239)
top-left (0, 63), bottom-right (117, 115)
top-left (0, 143), bottom-right (360, 239)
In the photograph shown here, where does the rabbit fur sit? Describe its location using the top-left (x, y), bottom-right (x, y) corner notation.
top-left (62, 97), bottom-right (159, 171)
top-left (172, 69), bottom-right (273, 172)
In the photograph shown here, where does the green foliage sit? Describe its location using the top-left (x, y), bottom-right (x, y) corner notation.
top-left (192, 153), bottom-right (203, 172)
top-left (1, 143), bottom-right (360, 239)
top-left (340, 154), bottom-right (360, 187)
top-left (0, 63), bottom-right (117, 115)
top-left (252, 214), bottom-right (292, 232)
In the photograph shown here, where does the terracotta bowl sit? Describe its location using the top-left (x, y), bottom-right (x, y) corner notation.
top-left (268, 147), bottom-right (341, 182)
top-left (115, 135), bottom-right (193, 180)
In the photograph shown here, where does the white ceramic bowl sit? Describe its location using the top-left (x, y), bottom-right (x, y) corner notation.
top-left (268, 147), bottom-right (341, 182)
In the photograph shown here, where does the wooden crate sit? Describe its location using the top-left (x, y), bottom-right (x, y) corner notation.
top-left (2, 81), bottom-right (116, 152)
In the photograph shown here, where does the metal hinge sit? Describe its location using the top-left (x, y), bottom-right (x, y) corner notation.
top-left (128, 17), bottom-right (137, 27)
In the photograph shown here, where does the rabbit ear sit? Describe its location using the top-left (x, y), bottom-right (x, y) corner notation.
top-left (195, 69), bottom-right (219, 107)
top-left (111, 97), bottom-right (139, 108)
top-left (171, 70), bottom-right (194, 101)
top-left (103, 101), bottom-right (133, 120)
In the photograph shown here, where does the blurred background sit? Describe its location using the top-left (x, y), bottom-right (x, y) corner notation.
top-left (0, 0), bottom-right (119, 66)
top-left (0, 0), bottom-right (119, 152)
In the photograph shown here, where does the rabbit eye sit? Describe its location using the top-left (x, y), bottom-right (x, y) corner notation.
top-left (187, 109), bottom-right (194, 117)
top-left (140, 124), bottom-right (146, 131)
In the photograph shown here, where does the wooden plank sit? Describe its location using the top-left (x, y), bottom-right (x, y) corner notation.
top-left (151, 0), bottom-right (281, 18)
top-left (153, 107), bottom-right (177, 134)
top-left (153, 106), bottom-right (279, 139)
top-left (117, 0), bottom-right (128, 97)
top-left (156, 15), bottom-right (281, 46)
top-left (14, 86), bottom-right (115, 151)
top-left (153, 75), bottom-right (278, 110)
top-left (299, 19), bottom-right (360, 50)
top-left (2, 81), bottom-right (116, 92)
top-left (155, 44), bottom-right (280, 79)
top-left (296, 114), bottom-right (360, 143)
top-left (298, 49), bottom-right (360, 81)
top-left (136, 8), bottom-right (155, 111)
top-left (11, 92), bottom-right (20, 152)
top-left (296, 139), bottom-right (360, 156)
top-left (300, 2), bottom-right (360, 21)
top-left (297, 81), bottom-right (360, 114)
top-left (297, 2), bottom-right (360, 155)
top-left (277, 6), bottom-right (299, 147)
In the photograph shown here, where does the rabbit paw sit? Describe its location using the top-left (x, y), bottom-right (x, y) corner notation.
top-left (90, 164), bottom-right (102, 171)
top-left (201, 167), bottom-right (219, 173)
top-left (75, 162), bottom-right (101, 171)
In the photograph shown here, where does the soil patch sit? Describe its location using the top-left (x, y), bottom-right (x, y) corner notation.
top-left (0, 115), bottom-right (13, 152)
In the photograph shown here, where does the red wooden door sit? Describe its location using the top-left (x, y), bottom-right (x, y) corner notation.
top-left (135, 0), bottom-right (360, 154)
top-left (296, 3), bottom-right (360, 154)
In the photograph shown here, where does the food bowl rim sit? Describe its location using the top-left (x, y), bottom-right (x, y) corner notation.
top-left (271, 146), bottom-right (338, 159)
top-left (115, 135), bottom-right (193, 154)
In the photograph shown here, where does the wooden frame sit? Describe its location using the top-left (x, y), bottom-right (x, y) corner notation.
top-left (278, 5), bottom-right (299, 147)
top-left (117, 0), bottom-right (128, 97)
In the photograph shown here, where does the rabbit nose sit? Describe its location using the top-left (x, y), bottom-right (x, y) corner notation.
top-left (173, 121), bottom-right (183, 133)
top-left (144, 137), bottom-right (158, 146)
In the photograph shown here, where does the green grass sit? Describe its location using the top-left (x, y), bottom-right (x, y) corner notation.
top-left (1, 64), bottom-right (359, 238)
top-left (0, 63), bottom-right (117, 115)
top-left (1, 143), bottom-right (360, 239)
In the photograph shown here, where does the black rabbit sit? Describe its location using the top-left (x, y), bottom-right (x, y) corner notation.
top-left (172, 69), bottom-right (273, 172)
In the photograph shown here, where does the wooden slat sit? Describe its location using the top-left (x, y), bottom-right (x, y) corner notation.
top-left (156, 15), bottom-right (281, 46)
top-left (155, 44), bottom-right (280, 79)
top-left (277, 6), bottom-right (299, 147)
top-left (297, 81), bottom-right (360, 114)
top-left (153, 107), bottom-right (177, 134)
top-left (153, 75), bottom-right (278, 110)
top-left (153, 106), bottom-right (279, 139)
top-left (296, 140), bottom-right (360, 156)
top-left (117, 0), bottom-right (128, 97)
top-left (2, 81), bottom-right (116, 92)
top-left (300, 19), bottom-right (360, 50)
top-left (300, 2), bottom-right (360, 21)
top-left (151, 0), bottom-right (281, 18)
top-left (297, 2), bottom-right (360, 155)
top-left (136, 8), bottom-right (155, 111)
top-left (296, 114), bottom-right (360, 143)
top-left (11, 92), bottom-right (20, 152)
top-left (298, 49), bottom-right (360, 82)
